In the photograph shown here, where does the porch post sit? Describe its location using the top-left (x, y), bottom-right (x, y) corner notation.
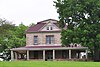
top-left (27, 50), bottom-right (29, 60)
top-left (69, 50), bottom-right (71, 59)
top-left (15, 52), bottom-right (17, 60)
top-left (43, 50), bottom-right (45, 61)
top-left (53, 50), bottom-right (55, 60)
top-left (85, 49), bottom-right (88, 59)
top-left (11, 50), bottom-right (14, 61)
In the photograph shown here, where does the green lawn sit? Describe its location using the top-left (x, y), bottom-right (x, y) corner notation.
top-left (0, 61), bottom-right (100, 67)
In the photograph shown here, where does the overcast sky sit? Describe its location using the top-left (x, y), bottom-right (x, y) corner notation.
top-left (0, 0), bottom-right (58, 26)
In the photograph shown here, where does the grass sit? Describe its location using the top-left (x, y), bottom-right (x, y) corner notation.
top-left (0, 61), bottom-right (100, 67)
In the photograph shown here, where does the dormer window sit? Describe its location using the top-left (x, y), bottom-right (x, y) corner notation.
top-left (50, 27), bottom-right (53, 30)
top-left (46, 26), bottom-right (53, 30)
top-left (47, 27), bottom-right (49, 30)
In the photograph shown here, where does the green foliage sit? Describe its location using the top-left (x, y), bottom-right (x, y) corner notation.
top-left (54, 0), bottom-right (100, 61)
top-left (15, 23), bottom-right (28, 38)
top-left (0, 18), bottom-right (28, 60)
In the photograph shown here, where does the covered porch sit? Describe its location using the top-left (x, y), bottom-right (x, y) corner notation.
top-left (10, 46), bottom-right (88, 61)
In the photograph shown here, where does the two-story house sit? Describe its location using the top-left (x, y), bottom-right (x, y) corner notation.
top-left (11, 19), bottom-right (88, 61)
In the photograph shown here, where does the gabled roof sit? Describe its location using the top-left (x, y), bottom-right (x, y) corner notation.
top-left (26, 23), bottom-right (46, 33)
top-left (37, 19), bottom-right (58, 24)
top-left (26, 19), bottom-right (60, 33)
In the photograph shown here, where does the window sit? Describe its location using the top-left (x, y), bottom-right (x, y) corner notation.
top-left (34, 36), bottom-right (38, 45)
top-left (47, 27), bottom-right (49, 30)
top-left (50, 27), bottom-right (53, 30)
top-left (46, 35), bottom-right (54, 44)
top-left (46, 26), bottom-right (53, 30)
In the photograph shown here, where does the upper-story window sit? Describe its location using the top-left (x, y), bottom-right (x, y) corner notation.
top-left (46, 35), bottom-right (54, 44)
top-left (50, 27), bottom-right (53, 30)
top-left (34, 36), bottom-right (38, 45)
top-left (47, 27), bottom-right (49, 30)
top-left (46, 26), bottom-right (53, 30)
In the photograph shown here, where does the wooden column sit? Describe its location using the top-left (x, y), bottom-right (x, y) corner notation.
top-left (53, 50), bottom-right (55, 60)
top-left (43, 50), bottom-right (45, 61)
top-left (11, 50), bottom-right (14, 61)
top-left (27, 50), bottom-right (29, 60)
top-left (86, 49), bottom-right (88, 59)
top-left (15, 52), bottom-right (17, 60)
top-left (69, 50), bottom-right (71, 59)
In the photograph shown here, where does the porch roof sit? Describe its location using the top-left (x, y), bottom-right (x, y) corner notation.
top-left (10, 45), bottom-right (88, 51)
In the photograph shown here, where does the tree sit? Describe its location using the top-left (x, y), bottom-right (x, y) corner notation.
top-left (54, 0), bottom-right (100, 61)
top-left (0, 18), bottom-right (15, 51)
top-left (14, 23), bottom-right (28, 38)
top-left (0, 18), bottom-right (28, 60)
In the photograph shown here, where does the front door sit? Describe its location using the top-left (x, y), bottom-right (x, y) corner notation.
top-left (46, 50), bottom-right (53, 60)
top-left (34, 51), bottom-right (38, 59)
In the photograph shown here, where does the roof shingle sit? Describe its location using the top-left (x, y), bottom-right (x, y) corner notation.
top-left (26, 19), bottom-right (59, 33)
top-left (26, 23), bottom-right (46, 33)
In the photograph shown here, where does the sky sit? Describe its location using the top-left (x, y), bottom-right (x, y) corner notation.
top-left (0, 0), bottom-right (59, 26)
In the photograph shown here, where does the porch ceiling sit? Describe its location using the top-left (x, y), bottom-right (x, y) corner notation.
top-left (10, 46), bottom-right (88, 51)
